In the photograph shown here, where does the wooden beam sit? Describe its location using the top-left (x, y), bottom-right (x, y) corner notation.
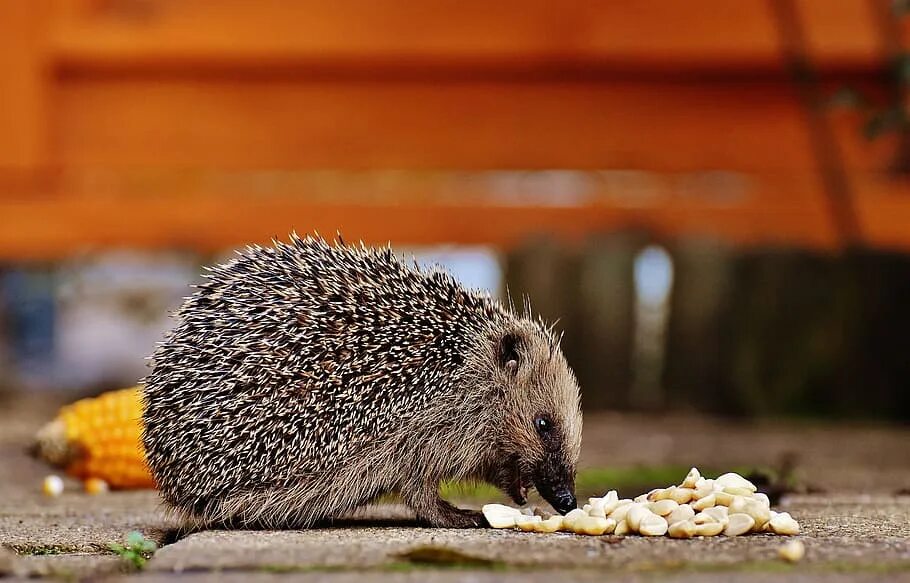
top-left (47, 0), bottom-right (896, 73)
top-left (0, 1), bottom-right (49, 171)
top-left (853, 175), bottom-right (910, 251)
top-left (0, 169), bottom-right (853, 259)
top-left (795, 0), bottom-right (883, 68)
top-left (49, 0), bottom-right (783, 72)
top-left (57, 77), bottom-right (822, 172)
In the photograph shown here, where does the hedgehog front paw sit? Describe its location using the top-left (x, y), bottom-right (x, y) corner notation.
top-left (411, 496), bottom-right (487, 528)
top-left (453, 508), bottom-right (487, 529)
top-left (429, 506), bottom-right (486, 529)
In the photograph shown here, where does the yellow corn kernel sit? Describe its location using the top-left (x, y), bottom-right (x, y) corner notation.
top-left (34, 387), bottom-right (156, 489)
top-left (84, 477), bottom-right (109, 495)
top-left (42, 474), bottom-right (64, 497)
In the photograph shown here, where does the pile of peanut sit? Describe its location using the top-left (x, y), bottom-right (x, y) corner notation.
top-left (483, 468), bottom-right (800, 538)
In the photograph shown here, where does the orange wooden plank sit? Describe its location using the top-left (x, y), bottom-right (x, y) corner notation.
top-left (0, 199), bottom-right (838, 259)
top-left (57, 77), bottom-right (819, 172)
top-left (47, 0), bottom-right (902, 73)
top-left (0, 1), bottom-right (50, 170)
top-left (0, 169), bottom-right (848, 259)
top-left (48, 0), bottom-right (784, 71)
top-left (796, 0), bottom-right (883, 68)
top-left (853, 175), bottom-right (910, 251)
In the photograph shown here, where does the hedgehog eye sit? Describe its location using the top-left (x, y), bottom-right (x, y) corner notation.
top-left (498, 333), bottom-right (520, 373)
top-left (534, 414), bottom-right (553, 435)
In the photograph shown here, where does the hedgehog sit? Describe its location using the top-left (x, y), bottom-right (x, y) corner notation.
top-left (142, 234), bottom-right (582, 529)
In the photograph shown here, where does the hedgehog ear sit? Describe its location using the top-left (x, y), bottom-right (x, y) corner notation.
top-left (498, 333), bottom-right (520, 373)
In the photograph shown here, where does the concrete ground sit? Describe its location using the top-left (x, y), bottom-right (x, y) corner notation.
top-left (1, 394), bottom-right (908, 582)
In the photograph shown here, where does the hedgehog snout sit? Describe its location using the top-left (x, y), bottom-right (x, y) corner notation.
top-left (547, 488), bottom-right (577, 515)
top-left (532, 455), bottom-right (577, 515)
top-left (535, 480), bottom-right (577, 515)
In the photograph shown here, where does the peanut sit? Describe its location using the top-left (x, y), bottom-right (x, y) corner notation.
top-left (769, 511), bottom-right (800, 536)
top-left (715, 472), bottom-right (757, 493)
top-left (649, 499), bottom-right (679, 517)
top-left (614, 520), bottom-right (631, 536)
top-left (638, 514), bottom-right (669, 536)
top-left (692, 494), bottom-right (717, 511)
top-left (668, 520), bottom-right (697, 539)
top-left (534, 515), bottom-right (564, 533)
top-left (694, 522), bottom-right (724, 537)
top-left (515, 515), bottom-right (542, 532)
top-left (626, 504), bottom-right (652, 531)
top-left (574, 515), bottom-right (611, 536)
top-left (482, 467), bottom-right (799, 539)
top-left (723, 513), bottom-right (755, 536)
top-left (482, 504), bottom-right (522, 529)
top-left (681, 467), bottom-right (701, 489)
top-left (666, 504), bottom-right (695, 526)
top-left (778, 539), bottom-right (806, 562)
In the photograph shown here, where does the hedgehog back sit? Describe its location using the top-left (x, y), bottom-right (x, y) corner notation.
top-left (142, 238), bottom-right (503, 511)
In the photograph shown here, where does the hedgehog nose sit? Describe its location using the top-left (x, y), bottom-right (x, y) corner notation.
top-left (551, 489), bottom-right (577, 515)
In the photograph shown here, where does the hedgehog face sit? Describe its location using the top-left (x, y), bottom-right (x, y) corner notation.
top-left (487, 323), bottom-right (583, 515)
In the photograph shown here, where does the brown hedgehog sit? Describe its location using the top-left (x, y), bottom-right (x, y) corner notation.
top-left (142, 235), bottom-right (582, 528)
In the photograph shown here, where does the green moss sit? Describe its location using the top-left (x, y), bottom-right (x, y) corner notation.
top-left (12, 545), bottom-right (77, 556)
top-left (259, 564), bottom-right (306, 574)
top-left (440, 480), bottom-right (501, 501)
top-left (438, 465), bottom-right (768, 503)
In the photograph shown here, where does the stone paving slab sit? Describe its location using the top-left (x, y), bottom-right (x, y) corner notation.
top-left (0, 547), bottom-right (16, 576)
top-left (0, 464), bottom-right (173, 554)
top-left (2, 395), bottom-right (909, 581)
top-left (0, 438), bottom-right (175, 554)
top-left (116, 571), bottom-right (910, 583)
top-left (6, 554), bottom-right (126, 579)
top-left (145, 497), bottom-right (909, 575)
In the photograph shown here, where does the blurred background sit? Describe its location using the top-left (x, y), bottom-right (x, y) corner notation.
top-left (1, 0), bottom-right (909, 427)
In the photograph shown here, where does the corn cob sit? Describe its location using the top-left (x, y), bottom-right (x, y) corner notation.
top-left (33, 387), bottom-right (156, 489)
